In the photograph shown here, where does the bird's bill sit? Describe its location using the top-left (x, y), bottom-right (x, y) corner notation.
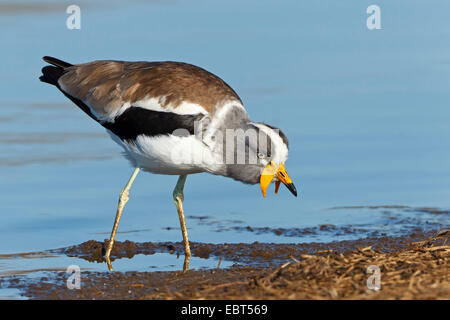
top-left (260, 162), bottom-right (297, 197)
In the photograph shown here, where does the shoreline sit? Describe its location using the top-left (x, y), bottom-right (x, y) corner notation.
top-left (1, 229), bottom-right (448, 299)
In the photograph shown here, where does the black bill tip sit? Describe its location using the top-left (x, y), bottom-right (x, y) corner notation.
top-left (285, 183), bottom-right (298, 197)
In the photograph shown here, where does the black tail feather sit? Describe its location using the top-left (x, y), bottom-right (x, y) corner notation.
top-left (39, 56), bottom-right (98, 122)
top-left (39, 65), bottom-right (64, 85)
top-left (40, 56), bottom-right (73, 84)
top-left (42, 56), bottom-right (73, 69)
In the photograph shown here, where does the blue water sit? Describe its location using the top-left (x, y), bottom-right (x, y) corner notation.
top-left (0, 0), bottom-right (449, 289)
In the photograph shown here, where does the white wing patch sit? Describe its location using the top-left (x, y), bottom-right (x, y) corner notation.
top-left (105, 96), bottom-right (208, 123)
top-left (61, 92), bottom-right (210, 124)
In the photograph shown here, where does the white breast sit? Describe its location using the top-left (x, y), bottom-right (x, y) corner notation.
top-left (107, 130), bottom-right (225, 175)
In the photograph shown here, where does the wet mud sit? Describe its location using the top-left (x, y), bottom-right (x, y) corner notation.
top-left (60, 229), bottom-right (438, 268)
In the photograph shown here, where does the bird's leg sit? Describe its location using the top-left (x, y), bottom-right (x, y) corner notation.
top-left (105, 167), bottom-right (140, 271)
top-left (173, 174), bottom-right (191, 271)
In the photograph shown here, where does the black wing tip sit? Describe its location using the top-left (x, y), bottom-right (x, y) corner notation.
top-left (42, 56), bottom-right (73, 69)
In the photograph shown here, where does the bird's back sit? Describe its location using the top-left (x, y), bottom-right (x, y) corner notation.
top-left (56, 60), bottom-right (242, 121)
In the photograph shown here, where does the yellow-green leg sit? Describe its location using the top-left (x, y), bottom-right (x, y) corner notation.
top-left (105, 167), bottom-right (140, 271)
top-left (173, 174), bottom-right (191, 271)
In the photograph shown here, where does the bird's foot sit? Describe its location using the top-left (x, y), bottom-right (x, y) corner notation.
top-left (183, 253), bottom-right (190, 272)
top-left (105, 255), bottom-right (114, 271)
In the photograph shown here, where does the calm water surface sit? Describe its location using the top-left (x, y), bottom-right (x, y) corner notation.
top-left (0, 0), bottom-right (449, 292)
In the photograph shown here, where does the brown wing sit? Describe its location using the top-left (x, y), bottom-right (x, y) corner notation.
top-left (57, 60), bottom-right (242, 119)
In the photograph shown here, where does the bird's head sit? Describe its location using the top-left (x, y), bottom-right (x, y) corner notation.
top-left (252, 123), bottom-right (297, 198)
top-left (223, 122), bottom-right (297, 198)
